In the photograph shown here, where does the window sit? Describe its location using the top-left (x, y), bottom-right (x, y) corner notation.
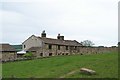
top-left (49, 53), bottom-right (52, 56)
top-left (24, 45), bottom-right (26, 48)
top-left (58, 45), bottom-right (60, 50)
top-left (66, 53), bottom-right (68, 55)
top-left (74, 46), bottom-right (77, 50)
top-left (40, 53), bottom-right (42, 56)
top-left (66, 46), bottom-right (68, 50)
top-left (48, 44), bottom-right (52, 49)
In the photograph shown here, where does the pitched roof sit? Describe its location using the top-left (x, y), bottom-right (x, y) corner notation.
top-left (0, 44), bottom-right (16, 52)
top-left (27, 47), bottom-right (41, 51)
top-left (38, 37), bottom-right (82, 46)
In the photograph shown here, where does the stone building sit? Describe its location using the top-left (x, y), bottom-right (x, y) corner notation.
top-left (22, 31), bottom-right (83, 58)
top-left (0, 44), bottom-right (17, 61)
top-left (22, 31), bottom-right (118, 58)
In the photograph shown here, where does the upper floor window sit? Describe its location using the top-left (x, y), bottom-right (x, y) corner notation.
top-left (74, 46), bottom-right (77, 50)
top-left (24, 45), bottom-right (26, 48)
top-left (66, 46), bottom-right (68, 50)
top-left (58, 45), bottom-right (60, 50)
top-left (48, 44), bottom-right (52, 49)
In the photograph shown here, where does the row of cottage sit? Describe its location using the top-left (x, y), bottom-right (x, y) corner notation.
top-left (0, 31), bottom-right (118, 61)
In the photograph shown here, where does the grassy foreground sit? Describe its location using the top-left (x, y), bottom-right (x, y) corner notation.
top-left (2, 52), bottom-right (118, 78)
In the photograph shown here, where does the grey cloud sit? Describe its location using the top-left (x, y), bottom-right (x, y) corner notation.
top-left (0, 0), bottom-right (118, 46)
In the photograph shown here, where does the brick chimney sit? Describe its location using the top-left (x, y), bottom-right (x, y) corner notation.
top-left (41, 30), bottom-right (46, 37)
top-left (57, 34), bottom-right (64, 40)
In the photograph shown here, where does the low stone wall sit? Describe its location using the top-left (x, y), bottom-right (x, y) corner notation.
top-left (78, 47), bottom-right (118, 55)
top-left (1, 52), bottom-right (17, 62)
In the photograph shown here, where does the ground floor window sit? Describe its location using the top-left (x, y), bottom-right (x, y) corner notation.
top-left (66, 53), bottom-right (68, 55)
top-left (40, 53), bottom-right (43, 56)
top-left (62, 53), bottom-right (64, 55)
top-left (49, 53), bottom-right (52, 56)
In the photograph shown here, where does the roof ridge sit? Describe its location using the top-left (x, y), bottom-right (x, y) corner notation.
top-left (38, 36), bottom-right (76, 42)
top-left (37, 36), bottom-right (82, 46)
top-left (38, 37), bottom-right (57, 40)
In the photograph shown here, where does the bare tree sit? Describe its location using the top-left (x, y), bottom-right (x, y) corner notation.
top-left (81, 40), bottom-right (95, 47)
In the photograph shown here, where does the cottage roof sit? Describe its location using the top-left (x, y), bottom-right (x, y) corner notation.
top-left (38, 37), bottom-right (82, 46)
top-left (27, 47), bottom-right (41, 51)
top-left (0, 44), bottom-right (16, 52)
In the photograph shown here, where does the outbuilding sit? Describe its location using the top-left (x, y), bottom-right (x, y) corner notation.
top-left (0, 44), bottom-right (17, 62)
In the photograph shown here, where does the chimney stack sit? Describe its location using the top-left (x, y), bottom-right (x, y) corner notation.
top-left (57, 34), bottom-right (64, 40)
top-left (41, 30), bottom-right (46, 37)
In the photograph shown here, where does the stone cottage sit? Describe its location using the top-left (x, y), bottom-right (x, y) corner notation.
top-left (22, 31), bottom-right (83, 58)
top-left (0, 44), bottom-right (17, 61)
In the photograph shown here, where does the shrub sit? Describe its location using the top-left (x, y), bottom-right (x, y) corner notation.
top-left (23, 52), bottom-right (34, 59)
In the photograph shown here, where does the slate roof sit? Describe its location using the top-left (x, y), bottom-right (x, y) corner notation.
top-left (38, 37), bottom-right (82, 46)
top-left (0, 44), bottom-right (16, 52)
top-left (27, 47), bottom-right (41, 52)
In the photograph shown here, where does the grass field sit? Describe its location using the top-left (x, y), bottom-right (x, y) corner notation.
top-left (2, 51), bottom-right (118, 78)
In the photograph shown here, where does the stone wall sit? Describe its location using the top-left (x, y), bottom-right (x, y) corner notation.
top-left (33, 44), bottom-right (118, 58)
top-left (1, 52), bottom-right (17, 61)
top-left (1, 46), bottom-right (117, 62)
top-left (78, 47), bottom-right (118, 55)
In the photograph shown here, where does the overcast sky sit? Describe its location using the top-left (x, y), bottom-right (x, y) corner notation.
top-left (0, 0), bottom-right (119, 46)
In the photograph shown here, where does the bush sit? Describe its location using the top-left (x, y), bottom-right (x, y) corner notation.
top-left (23, 52), bottom-right (34, 59)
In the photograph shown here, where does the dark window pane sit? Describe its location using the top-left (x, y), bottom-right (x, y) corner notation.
top-left (66, 46), bottom-right (68, 50)
top-left (48, 44), bottom-right (52, 49)
top-left (58, 45), bottom-right (60, 50)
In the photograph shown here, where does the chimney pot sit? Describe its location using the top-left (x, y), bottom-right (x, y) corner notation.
top-left (41, 30), bottom-right (46, 37)
top-left (57, 33), bottom-right (64, 40)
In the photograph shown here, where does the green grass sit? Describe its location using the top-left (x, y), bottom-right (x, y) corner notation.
top-left (2, 51), bottom-right (118, 78)
top-left (0, 63), bottom-right (2, 78)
